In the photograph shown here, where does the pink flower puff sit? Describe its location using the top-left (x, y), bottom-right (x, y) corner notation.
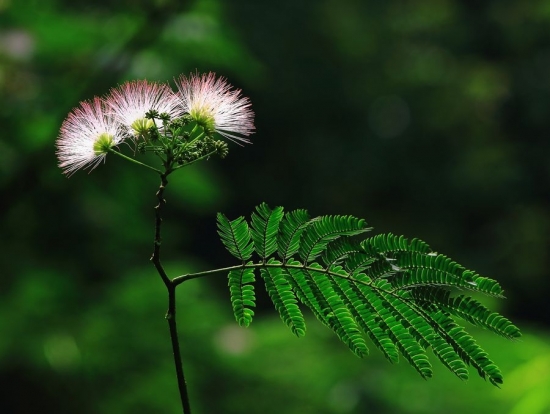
top-left (56, 97), bottom-right (125, 176)
top-left (175, 72), bottom-right (255, 144)
top-left (105, 80), bottom-right (183, 137)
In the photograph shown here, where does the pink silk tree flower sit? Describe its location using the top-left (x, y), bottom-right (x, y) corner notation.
top-left (56, 97), bottom-right (125, 176)
top-left (175, 72), bottom-right (255, 144)
top-left (105, 80), bottom-right (183, 137)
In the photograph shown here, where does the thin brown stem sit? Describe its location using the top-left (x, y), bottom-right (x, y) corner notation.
top-left (151, 171), bottom-right (192, 414)
top-left (166, 282), bottom-right (191, 414)
top-left (151, 172), bottom-right (170, 285)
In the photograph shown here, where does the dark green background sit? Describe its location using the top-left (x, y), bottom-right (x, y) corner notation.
top-left (1, 0), bottom-right (549, 412)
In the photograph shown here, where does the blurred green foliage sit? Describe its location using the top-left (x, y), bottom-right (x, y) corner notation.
top-left (1, 0), bottom-right (550, 412)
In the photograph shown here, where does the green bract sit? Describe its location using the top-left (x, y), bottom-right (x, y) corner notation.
top-left (92, 132), bottom-right (115, 155)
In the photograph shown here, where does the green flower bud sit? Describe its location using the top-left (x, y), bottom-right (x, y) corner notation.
top-left (131, 117), bottom-right (155, 136)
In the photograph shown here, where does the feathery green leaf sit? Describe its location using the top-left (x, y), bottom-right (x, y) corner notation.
top-left (322, 238), bottom-right (364, 268)
top-left (217, 213), bottom-right (254, 261)
top-left (365, 279), bottom-right (433, 379)
top-left (382, 290), bottom-right (469, 381)
top-left (410, 287), bottom-right (521, 340)
top-left (260, 258), bottom-right (306, 337)
top-left (250, 203), bottom-right (285, 259)
top-left (228, 266), bottom-right (256, 327)
top-left (338, 274), bottom-right (399, 363)
top-left (277, 209), bottom-right (311, 260)
top-left (429, 310), bottom-right (504, 386)
top-left (312, 263), bottom-right (369, 357)
top-left (299, 215), bottom-right (371, 263)
top-left (217, 204), bottom-right (520, 387)
top-left (284, 259), bottom-right (332, 327)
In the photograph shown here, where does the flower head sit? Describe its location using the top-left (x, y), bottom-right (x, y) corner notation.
top-left (56, 97), bottom-right (124, 176)
top-left (175, 72), bottom-right (255, 143)
top-left (105, 80), bottom-right (182, 137)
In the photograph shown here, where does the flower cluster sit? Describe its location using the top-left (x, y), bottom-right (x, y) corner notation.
top-left (56, 72), bottom-right (255, 176)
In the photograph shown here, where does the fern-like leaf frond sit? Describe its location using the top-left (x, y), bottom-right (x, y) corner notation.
top-left (365, 233), bottom-right (432, 255)
top-left (319, 264), bottom-right (369, 357)
top-left (217, 213), bottom-right (254, 261)
top-left (338, 275), bottom-right (399, 363)
top-left (383, 290), bottom-right (469, 381)
top-left (345, 251), bottom-right (377, 274)
top-left (410, 287), bottom-right (521, 340)
top-left (217, 204), bottom-right (521, 387)
top-left (260, 258), bottom-right (306, 337)
top-left (299, 215), bottom-right (371, 263)
top-left (228, 266), bottom-right (256, 327)
top-left (277, 209), bottom-right (311, 261)
top-left (284, 259), bottom-right (331, 327)
top-left (429, 310), bottom-right (504, 386)
top-left (250, 203), bottom-right (284, 259)
top-left (322, 238), bottom-right (364, 268)
top-left (365, 279), bottom-right (433, 379)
